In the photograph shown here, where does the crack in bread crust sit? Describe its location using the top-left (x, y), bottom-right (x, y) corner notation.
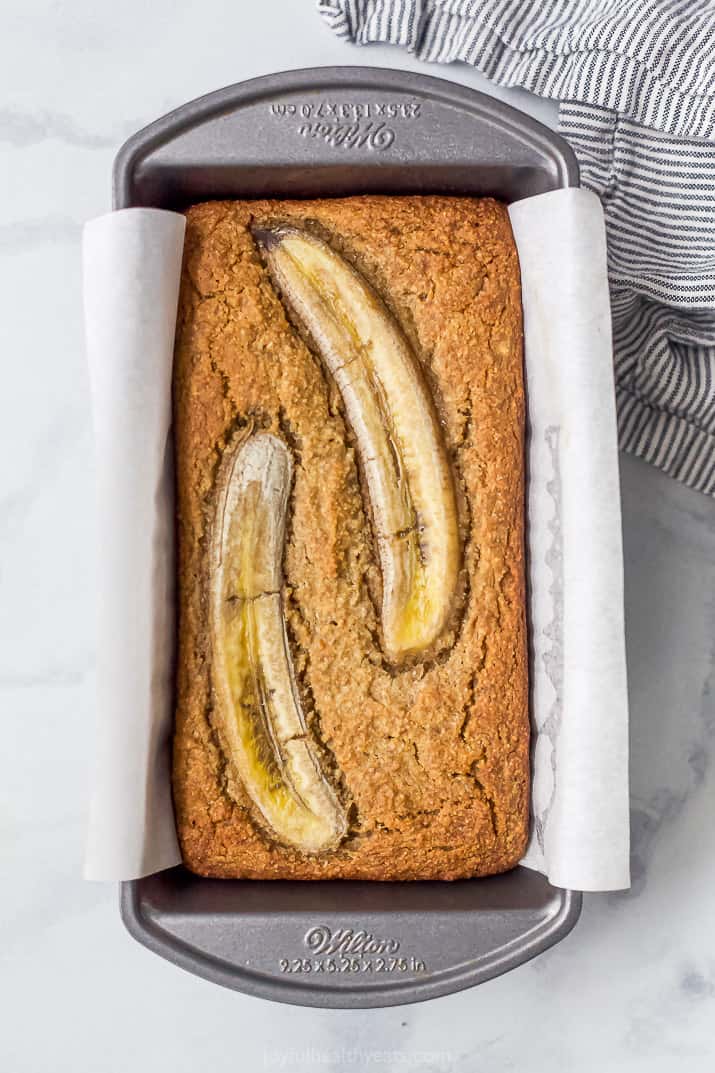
top-left (172, 195), bottom-right (529, 881)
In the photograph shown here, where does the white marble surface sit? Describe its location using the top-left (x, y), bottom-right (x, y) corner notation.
top-left (2, 2), bottom-right (714, 1069)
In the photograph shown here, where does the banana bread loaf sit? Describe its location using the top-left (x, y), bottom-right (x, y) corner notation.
top-left (172, 194), bottom-right (528, 880)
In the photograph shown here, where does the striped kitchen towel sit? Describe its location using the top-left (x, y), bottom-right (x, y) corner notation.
top-left (318, 0), bottom-right (715, 494)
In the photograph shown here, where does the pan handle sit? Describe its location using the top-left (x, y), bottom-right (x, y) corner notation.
top-left (114, 66), bottom-right (578, 210)
top-left (121, 866), bottom-right (581, 1008)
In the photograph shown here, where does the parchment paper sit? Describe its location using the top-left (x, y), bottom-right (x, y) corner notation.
top-left (83, 209), bottom-right (184, 879)
top-left (510, 188), bottom-right (629, 890)
top-left (83, 189), bottom-right (630, 890)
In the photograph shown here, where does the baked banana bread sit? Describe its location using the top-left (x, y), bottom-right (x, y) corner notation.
top-left (172, 195), bottom-right (528, 880)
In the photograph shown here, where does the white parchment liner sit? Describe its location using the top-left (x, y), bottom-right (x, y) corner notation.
top-left (83, 189), bottom-right (630, 890)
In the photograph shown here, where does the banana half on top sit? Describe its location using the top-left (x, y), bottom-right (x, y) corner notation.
top-left (209, 431), bottom-right (348, 854)
top-left (210, 228), bottom-right (462, 853)
top-left (253, 224), bottom-right (461, 663)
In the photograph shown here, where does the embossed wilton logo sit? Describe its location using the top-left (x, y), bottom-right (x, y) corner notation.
top-left (298, 121), bottom-right (395, 152)
top-left (304, 925), bottom-right (400, 956)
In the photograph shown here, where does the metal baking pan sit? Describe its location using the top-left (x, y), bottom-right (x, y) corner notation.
top-left (117, 66), bottom-right (582, 1008)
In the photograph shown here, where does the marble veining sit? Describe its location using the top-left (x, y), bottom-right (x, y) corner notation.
top-left (2, 2), bottom-right (714, 1070)
top-left (0, 107), bottom-right (125, 149)
top-left (0, 216), bottom-right (82, 252)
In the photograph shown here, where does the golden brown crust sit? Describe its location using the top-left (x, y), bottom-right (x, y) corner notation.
top-left (172, 195), bottom-right (528, 880)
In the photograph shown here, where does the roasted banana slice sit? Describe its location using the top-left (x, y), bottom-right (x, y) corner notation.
top-left (253, 225), bottom-right (460, 661)
top-left (210, 430), bottom-right (347, 853)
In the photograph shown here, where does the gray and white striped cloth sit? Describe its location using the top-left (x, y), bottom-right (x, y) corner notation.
top-left (318, 0), bottom-right (715, 495)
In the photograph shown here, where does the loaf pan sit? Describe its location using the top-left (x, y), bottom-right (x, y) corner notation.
top-left (116, 66), bottom-right (582, 1008)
